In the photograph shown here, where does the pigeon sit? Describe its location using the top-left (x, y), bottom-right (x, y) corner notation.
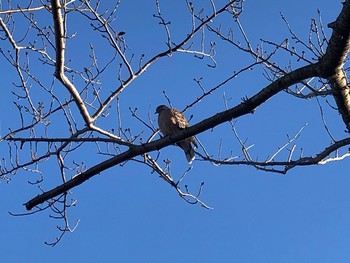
top-left (155, 105), bottom-right (197, 163)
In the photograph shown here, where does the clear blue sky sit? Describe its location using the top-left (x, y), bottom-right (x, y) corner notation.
top-left (1, 1), bottom-right (349, 262)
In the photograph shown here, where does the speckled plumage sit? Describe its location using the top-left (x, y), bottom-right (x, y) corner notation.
top-left (155, 105), bottom-right (197, 163)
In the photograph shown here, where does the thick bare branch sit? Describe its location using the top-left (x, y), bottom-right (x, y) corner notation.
top-left (24, 63), bottom-right (317, 210)
top-left (50, 0), bottom-right (92, 125)
top-left (321, 0), bottom-right (350, 130)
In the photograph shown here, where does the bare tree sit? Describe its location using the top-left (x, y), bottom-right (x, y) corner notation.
top-left (1, 0), bottom-right (350, 245)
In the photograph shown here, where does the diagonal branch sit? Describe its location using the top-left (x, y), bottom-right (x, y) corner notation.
top-left (91, 0), bottom-right (237, 121)
top-left (24, 63), bottom-right (317, 210)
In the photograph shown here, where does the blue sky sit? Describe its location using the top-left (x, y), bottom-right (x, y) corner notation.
top-left (1, 0), bottom-right (349, 262)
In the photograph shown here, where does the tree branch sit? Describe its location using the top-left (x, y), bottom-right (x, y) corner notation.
top-left (322, 0), bottom-right (350, 130)
top-left (90, 0), bottom-right (236, 121)
top-left (51, 0), bottom-right (92, 126)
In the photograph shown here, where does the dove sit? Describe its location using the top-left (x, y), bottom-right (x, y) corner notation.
top-left (155, 105), bottom-right (197, 163)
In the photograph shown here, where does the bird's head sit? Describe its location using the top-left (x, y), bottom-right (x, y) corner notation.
top-left (155, 105), bottom-right (170, 114)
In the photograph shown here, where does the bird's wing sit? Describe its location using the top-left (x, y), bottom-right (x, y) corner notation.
top-left (171, 109), bottom-right (189, 129)
top-left (171, 109), bottom-right (198, 148)
top-left (158, 108), bottom-right (180, 135)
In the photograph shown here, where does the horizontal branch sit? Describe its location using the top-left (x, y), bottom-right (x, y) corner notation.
top-left (197, 137), bottom-right (350, 168)
top-left (0, 5), bottom-right (49, 15)
top-left (6, 137), bottom-right (122, 143)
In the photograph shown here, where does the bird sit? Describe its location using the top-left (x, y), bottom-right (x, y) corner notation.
top-left (155, 105), bottom-right (198, 164)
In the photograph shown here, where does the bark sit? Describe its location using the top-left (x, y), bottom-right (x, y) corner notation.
top-left (321, 0), bottom-right (350, 130)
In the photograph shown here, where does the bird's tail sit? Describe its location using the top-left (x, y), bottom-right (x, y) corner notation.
top-left (185, 147), bottom-right (195, 164)
top-left (178, 140), bottom-right (195, 164)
